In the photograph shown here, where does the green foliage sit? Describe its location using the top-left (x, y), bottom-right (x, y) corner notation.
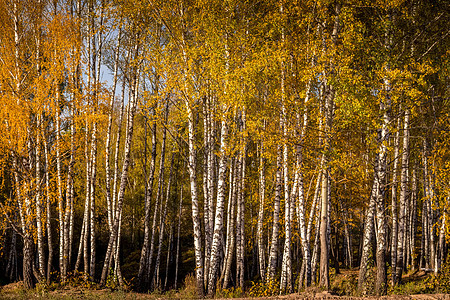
top-left (425, 257), bottom-right (450, 293)
top-left (390, 279), bottom-right (428, 295)
top-left (176, 273), bottom-right (198, 299)
top-left (56, 271), bottom-right (98, 290)
top-left (215, 286), bottom-right (244, 298)
top-left (362, 265), bottom-right (377, 296)
top-left (330, 271), bottom-right (358, 296)
top-left (247, 277), bottom-right (279, 297)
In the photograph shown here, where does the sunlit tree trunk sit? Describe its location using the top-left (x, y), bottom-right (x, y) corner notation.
top-left (409, 167), bottom-right (417, 271)
top-left (296, 81), bottom-right (311, 288)
top-left (35, 116), bottom-right (45, 278)
top-left (43, 130), bottom-right (53, 282)
top-left (257, 139), bottom-right (266, 282)
top-left (148, 101), bottom-right (168, 289)
top-left (222, 158), bottom-right (236, 289)
top-left (358, 181), bottom-right (377, 294)
top-left (390, 117), bottom-right (401, 285)
top-left (154, 153), bottom-right (174, 288)
top-left (82, 117), bottom-right (91, 280)
top-left (106, 29), bottom-right (122, 233)
top-left (236, 110), bottom-right (246, 289)
top-left (437, 208), bottom-right (447, 271)
top-left (374, 75), bottom-right (391, 296)
top-left (179, 4), bottom-right (204, 294)
top-left (186, 100), bottom-right (204, 296)
top-left (207, 117), bottom-right (228, 297)
top-left (395, 108), bottom-right (410, 282)
top-left (268, 146), bottom-right (282, 279)
top-left (100, 38), bottom-right (140, 285)
top-left (203, 97), bottom-right (213, 284)
top-left (311, 197), bottom-right (321, 284)
top-left (279, 2), bottom-right (292, 287)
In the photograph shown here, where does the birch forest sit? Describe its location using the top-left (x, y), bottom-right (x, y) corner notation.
top-left (0, 0), bottom-right (449, 298)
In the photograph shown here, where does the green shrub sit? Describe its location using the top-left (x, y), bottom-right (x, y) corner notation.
top-left (216, 286), bottom-right (243, 298)
top-left (248, 277), bottom-right (279, 297)
top-left (390, 279), bottom-right (427, 295)
top-left (425, 257), bottom-right (450, 293)
top-left (177, 273), bottom-right (198, 299)
top-left (331, 272), bottom-right (358, 296)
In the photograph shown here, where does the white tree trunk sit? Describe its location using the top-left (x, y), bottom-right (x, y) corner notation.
top-left (391, 117), bottom-right (401, 285)
top-left (395, 108), bottom-right (410, 282)
top-left (268, 146), bottom-right (282, 279)
top-left (100, 43), bottom-right (140, 284)
top-left (257, 140), bottom-right (266, 282)
top-left (207, 118), bottom-right (228, 297)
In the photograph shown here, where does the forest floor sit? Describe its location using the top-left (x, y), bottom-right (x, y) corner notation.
top-left (1, 269), bottom-right (449, 300)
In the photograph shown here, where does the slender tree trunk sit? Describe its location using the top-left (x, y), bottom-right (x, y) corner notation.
top-left (318, 6), bottom-right (339, 288)
top-left (374, 80), bottom-right (391, 296)
top-left (43, 131), bottom-right (53, 282)
top-left (203, 97), bottom-right (212, 285)
top-left (268, 146), bottom-right (282, 278)
top-left (319, 163), bottom-right (330, 289)
top-left (236, 111), bottom-right (246, 289)
top-left (179, 6), bottom-right (205, 291)
top-left (83, 118), bottom-right (91, 280)
top-left (100, 41), bottom-right (140, 284)
top-left (6, 230), bottom-right (18, 281)
top-left (279, 2), bottom-right (292, 290)
top-left (297, 81), bottom-right (311, 288)
top-left (186, 101), bottom-right (204, 296)
top-left (139, 111), bottom-right (157, 289)
top-left (257, 140), bottom-right (266, 282)
top-left (395, 109), bottom-right (410, 283)
top-left (207, 118), bottom-right (228, 297)
top-left (148, 102), bottom-right (168, 289)
top-left (437, 209), bottom-right (446, 271)
top-left (113, 210), bottom-right (124, 286)
top-left (410, 167), bottom-right (417, 271)
top-left (164, 224), bottom-right (174, 290)
top-left (175, 187), bottom-right (183, 290)
top-left (75, 211), bottom-right (86, 272)
top-left (56, 93), bottom-right (67, 280)
top-left (358, 182), bottom-right (377, 294)
top-left (311, 198), bottom-right (322, 285)
top-left (280, 124), bottom-right (292, 292)
top-left (106, 29), bottom-right (122, 233)
top-left (153, 154), bottom-right (174, 288)
top-left (35, 116), bottom-right (45, 278)
top-left (89, 122), bottom-right (97, 279)
top-left (391, 117), bottom-right (401, 285)
top-left (222, 158), bottom-right (236, 289)
top-left (64, 107), bottom-right (75, 274)
top-left (343, 208), bottom-right (353, 268)
top-left (422, 140), bottom-right (432, 269)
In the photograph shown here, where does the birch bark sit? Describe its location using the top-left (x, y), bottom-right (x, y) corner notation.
top-left (390, 117), bottom-right (401, 285)
top-left (395, 109), bottom-right (410, 282)
top-left (207, 118), bottom-right (228, 297)
top-left (100, 39), bottom-right (140, 284)
top-left (268, 146), bottom-right (282, 279)
top-left (179, 4), bottom-right (204, 294)
top-left (236, 110), bottom-right (246, 289)
top-left (357, 181), bottom-right (377, 294)
top-left (257, 140), bottom-right (266, 282)
top-left (374, 76), bottom-right (391, 296)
